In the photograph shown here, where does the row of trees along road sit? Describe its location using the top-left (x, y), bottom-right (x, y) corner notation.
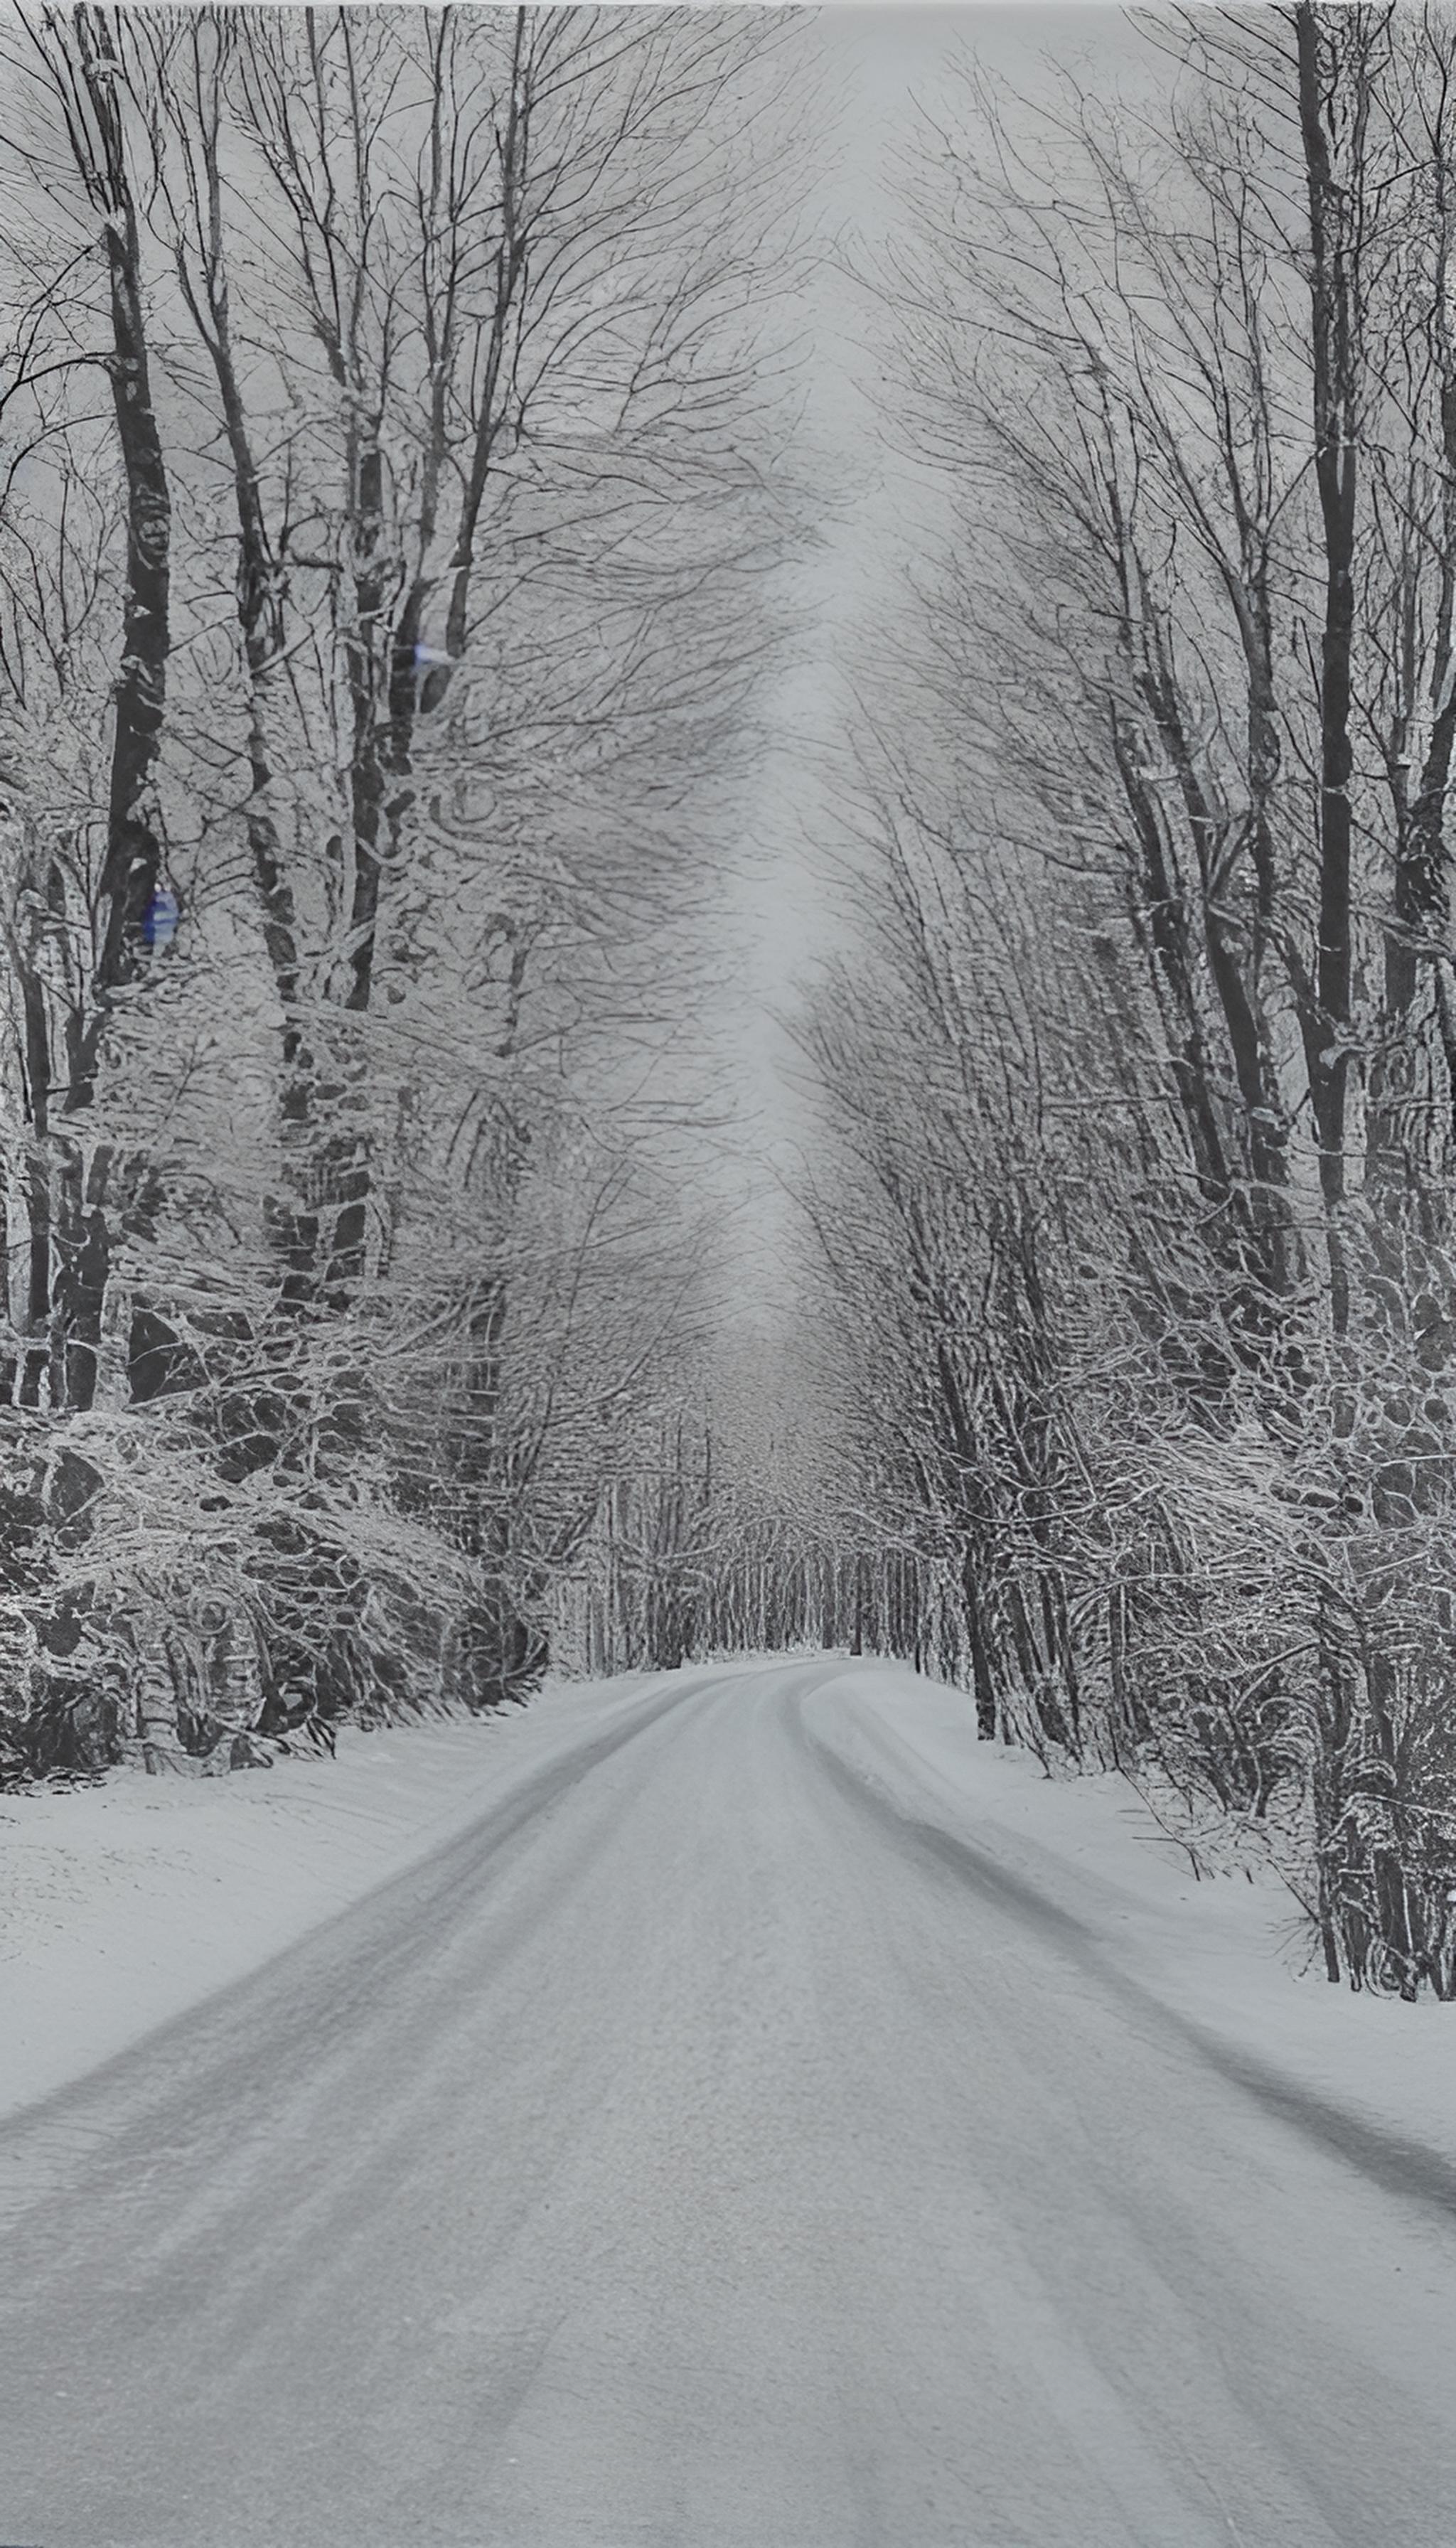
top-left (553, 1382), bottom-right (936, 1681)
top-left (791, 2), bottom-right (1456, 1999)
top-left (0, 3), bottom-right (805, 1780)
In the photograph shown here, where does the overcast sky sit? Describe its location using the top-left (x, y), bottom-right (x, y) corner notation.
top-left (715, 1), bottom-right (1178, 1351)
top-left (737, 0), bottom-right (1174, 945)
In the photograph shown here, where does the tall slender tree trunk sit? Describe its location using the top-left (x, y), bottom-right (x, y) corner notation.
top-left (1297, 0), bottom-right (1363, 1341)
top-left (36, 9), bottom-right (174, 1423)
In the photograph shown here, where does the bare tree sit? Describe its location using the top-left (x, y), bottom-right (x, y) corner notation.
top-left (771, 3), bottom-right (1456, 1993)
top-left (0, 1), bottom-right (808, 1778)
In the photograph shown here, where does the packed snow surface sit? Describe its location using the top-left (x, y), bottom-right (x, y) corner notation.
top-left (0, 1676), bottom-right (664, 2122)
top-left (1, 1657), bottom-right (1455, 2547)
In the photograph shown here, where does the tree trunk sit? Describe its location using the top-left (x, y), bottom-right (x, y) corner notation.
top-left (41, 8), bottom-right (175, 1413)
top-left (1296, 0), bottom-right (1362, 1337)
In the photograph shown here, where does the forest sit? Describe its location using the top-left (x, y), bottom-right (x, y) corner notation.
top-left (6, 1), bottom-right (1456, 2004)
top-left (0, 1), bottom-right (806, 1777)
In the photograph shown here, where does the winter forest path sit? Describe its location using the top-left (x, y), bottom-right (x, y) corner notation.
top-left (1, 1660), bottom-right (1454, 2548)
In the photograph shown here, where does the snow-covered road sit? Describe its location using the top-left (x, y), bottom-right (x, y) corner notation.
top-left (2, 1659), bottom-right (1455, 2548)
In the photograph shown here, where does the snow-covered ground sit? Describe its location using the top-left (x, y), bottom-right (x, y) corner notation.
top-left (0, 1671), bottom-right (658, 2119)
top-left (3, 1655), bottom-right (1455, 2548)
top-left (812, 1668), bottom-right (1456, 2183)
top-left (4, 1655), bottom-right (1451, 2152)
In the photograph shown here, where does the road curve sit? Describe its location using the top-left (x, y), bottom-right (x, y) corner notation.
top-left (1, 1659), bottom-right (1454, 2548)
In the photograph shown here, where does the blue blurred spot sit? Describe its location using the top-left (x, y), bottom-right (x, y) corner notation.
top-left (144, 887), bottom-right (181, 952)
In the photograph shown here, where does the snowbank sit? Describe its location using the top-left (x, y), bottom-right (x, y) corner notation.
top-left (0, 1676), bottom-right (653, 2122)
top-left (804, 1662), bottom-right (1456, 2182)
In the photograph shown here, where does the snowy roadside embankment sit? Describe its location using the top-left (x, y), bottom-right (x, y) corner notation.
top-left (803, 1664), bottom-right (1456, 2184)
top-left (0, 1672), bottom-right (665, 2122)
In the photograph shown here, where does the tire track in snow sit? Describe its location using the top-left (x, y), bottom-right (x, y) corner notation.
top-left (796, 1697), bottom-right (1456, 2227)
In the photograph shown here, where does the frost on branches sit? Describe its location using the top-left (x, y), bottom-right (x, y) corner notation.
top-left (0, 4), bottom-right (804, 1785)
top-left (788, 6), bottom-right (1456, 1999)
